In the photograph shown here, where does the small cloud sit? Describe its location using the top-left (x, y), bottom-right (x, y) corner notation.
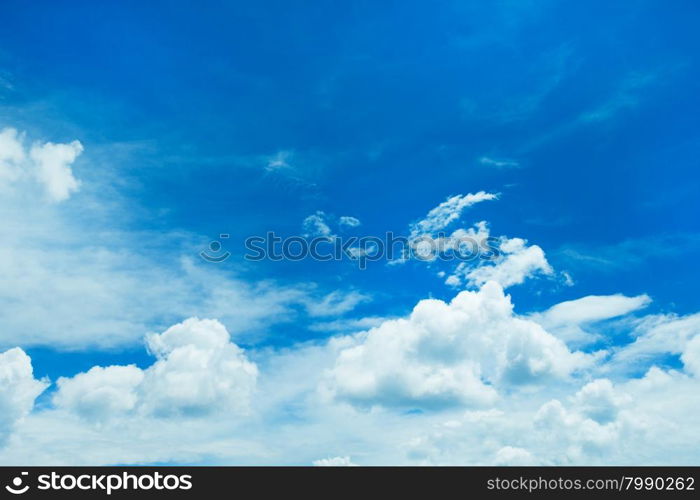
top-left (478, 156), bottom-right (520, 169)
top-left (561, 271), bottom-right (575, 287)
top-left (302, 211), bottom-right (332, 237)
top-left (265, 150), bottom-right (293, 172)
top-left (302, 212), bottom-right (361, 238)
top-left (339, 215), bottom-right (361, 228)
top-left (304, 290), bottom-right (371, 317)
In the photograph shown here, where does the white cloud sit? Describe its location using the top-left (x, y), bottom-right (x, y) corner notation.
top-left (531, 293), bottom-right (651, 344)
top-left (53, 365), bottom-right (143, 421)
top-left (1, 125), bottom-right (699, 466)
top-left (141, 318), bottom-right (258, 417)
top-left (0, 128), bottom-right (25, 183)
top-left (339, 216), bottom-right (361, 228)
top-left (0, 229), bottom-right (329, 349)
top-left (265, 150), bottom-right (292, 171)
top-left (493, 446), bottom-right (536, 465)
top-left (397, 365), bottom-right (700, 465)
top-left (54, 318), bottom-right (258, 420)
top-left (30, 140), bottom-right (83, 202)
top-left (0, 348), bottom-right (47, 445)
top-left (478, 156), bottom-right (520, 169)
top-left (410, 191), bottom-right (497, 237)
top-left (571, 379), bottom-right (626, 424)
top-left (302, 211), bottom-right (332, 237)
top-left (0, 129), bottom-right (367, 350)
top-left (303, 290), bottom-right (371, 317)
top-left (539, 294), bottom-right (651, 326)
top-left (681, 335), bottom-right (700, 377)
top-left (312, 456), bottom-right (357, 466)
top-left (324, 281), bottom-right (589, 410)
top-left (302, 212), bottom-right (361, 238)
top-left (611, 313), bottom-right (700, 371)
top-left (308, 316), bottom-right (389, 334)
top-left (444, 275), bottom-right (461, 287)
top-left (432, 221), bottom-right (491, 262)
top-left (0, 127), bottom-right (82, 201)
top-left (452, 237), bottom-right (553, 289)
top-left (1, 293), bottom-right (700, 465)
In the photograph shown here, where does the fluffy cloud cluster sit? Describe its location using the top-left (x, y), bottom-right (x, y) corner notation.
top-left (406, 194), bottom-right (552, 290)
top-left (1, 127), bottom-right (698, 465)
top-left (0, 348), bottom-right (47, 445)
top-left (452, 237), bottom-right (553, 289)
top-left (400, 311), bottom-right (700, 466)
top-left (405, 364), bottom-right (700, 465)
top-left (324, 281), bottom-right (589, 409)
top-left (52, 365), bottom-right (144, 421)
top-left (0, 127), bottom-right (82, 202)
top-left (54, 318), bottom-right (258, 420)
top-left (2, 291), bottom-right (700, 465)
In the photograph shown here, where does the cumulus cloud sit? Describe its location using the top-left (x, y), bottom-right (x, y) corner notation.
top-left (54, 318), bottom-right (258, 420)
top-left (447, 237), bottom-right (552, 289)
top-left (398, 365), bottom-right (700, 465)
top-left (681, 335), bottom-right (700, 377)
top-left (571, 379), bottom-right (627, 424)
top-left (53, 365), bottom-right (144, 421)
top-left (0, 127), bottom-right (82, 201)
top-left (0, 348), bottom-right (48, 445)
top-left (399, 193), bottom-right (553, 293)
top-left (0, 131), bottom-right (697, 468)
top-left (2, 295), bottom-right (700, 466)
top-left (30, 140), bottom-right (83, 202)
top-left (141, 318), bottom-right (258, 417)
top-left (324, 281), bottom-right (589, 410)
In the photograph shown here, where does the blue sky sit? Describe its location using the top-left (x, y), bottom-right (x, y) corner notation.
top-left (1, 1), bottom-right (700, 465)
